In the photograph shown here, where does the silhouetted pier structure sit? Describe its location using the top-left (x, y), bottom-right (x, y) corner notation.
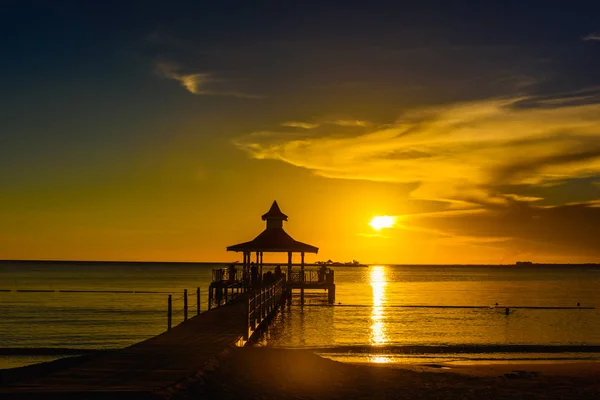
top-left (1, 201), bottom-right (324, 398)
top-left (1, 276), bottom-right (287, 399)
top-left (220, 200), bottom-right (335, 305)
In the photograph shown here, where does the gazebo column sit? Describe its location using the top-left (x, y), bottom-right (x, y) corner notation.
top-left (244, 251), bottom-right (250, 291)
top-left (300, 252), bottom-right (305, 306)
top-left (259, 251), bottom-right (263, 283)
top-left (255, 251), bottom-right (260, 286)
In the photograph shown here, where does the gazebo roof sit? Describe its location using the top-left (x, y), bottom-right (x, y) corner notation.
top-left (227, 201), bottom-right (318, 254)
top-left (227, 228), bottom-right (319, 253)
top-left (261, 200), bottom-right (288, 221)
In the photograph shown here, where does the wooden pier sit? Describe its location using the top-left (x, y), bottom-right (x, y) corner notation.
top-left (1, 201), bottom-right (330, 398)
top-left (209, 265), bottom-right (336, 307)
top-left (1, 278), bottom-right (287, 399)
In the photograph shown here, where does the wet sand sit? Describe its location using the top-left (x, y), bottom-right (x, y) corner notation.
top-left (196, 348), bottom-right (600, 399)
top-left (2, 348), bottom-right (600, 399)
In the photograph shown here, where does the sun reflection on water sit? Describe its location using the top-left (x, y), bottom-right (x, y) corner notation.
top-left (370, 355), bottom-right (391, 363)
top-left (370, 265), bottom-right (388, 346)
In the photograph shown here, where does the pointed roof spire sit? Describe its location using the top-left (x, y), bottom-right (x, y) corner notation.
top-left (261, 200), bottom-right (288, 221)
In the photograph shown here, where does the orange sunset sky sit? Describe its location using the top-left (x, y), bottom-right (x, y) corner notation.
top-left (1, 3), bottom-right (600, 264)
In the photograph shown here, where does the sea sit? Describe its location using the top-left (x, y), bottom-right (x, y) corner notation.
top-left (1, 261), bottom-right (599, 370)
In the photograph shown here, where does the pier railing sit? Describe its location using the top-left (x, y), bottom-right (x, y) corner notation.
top-left (212, 268), bottom-right (247, 283)
top-left (246, 277), bottom-right (285, 341)
top-left (167, 287), bottom-right (202, 330)
top-left (289, 268), bottom-right (333, 284)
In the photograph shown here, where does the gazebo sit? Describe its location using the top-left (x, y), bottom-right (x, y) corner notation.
top-left (226, 200), bottom-right (319, 289)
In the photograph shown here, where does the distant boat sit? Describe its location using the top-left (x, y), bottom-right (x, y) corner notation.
top-left (315, 259), bottom-right (367, 267)
top-left (515, 261), bottom-right (533, 266)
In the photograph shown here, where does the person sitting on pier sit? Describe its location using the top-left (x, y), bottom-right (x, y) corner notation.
top-left (274, 265), bottom-right (282, 280)
top-left (318, 264), bottom-right (327, 282)
top-left (264, 271), bottom-right (273, 284)
top-left (250, 262), bottom-right (258, 288)
top-left (227, 263), bottom-right (237, 283)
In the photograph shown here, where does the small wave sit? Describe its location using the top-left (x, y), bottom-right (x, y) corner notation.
top-left (0, 348), bottom-right (111, 356)
top-left (302, 344), bottom-right (600, 354)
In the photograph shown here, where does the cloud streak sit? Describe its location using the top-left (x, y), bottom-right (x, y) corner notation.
top-left (234, 94), bottom-right (600, 206)
top-left (281, 121), bottom-right (320, 129)
top-left (330, 120), bottom-right (371, 127)
top-left (583, 32), bottom-right (600, 41)
top-left (154, 61), bottom-right (261, 98)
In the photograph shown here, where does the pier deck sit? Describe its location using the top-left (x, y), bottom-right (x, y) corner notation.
top-left (1, 298), bottom-right (250, 399)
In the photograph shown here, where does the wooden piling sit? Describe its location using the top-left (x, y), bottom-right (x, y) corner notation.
top-left (167, 294), bottom-right (172, 330)
top-left (197, 287), bottom-right (200, 315)
top-left (300, 252), bottom-right (305, 306)
top-left (328, 284), bottom-right (336, 304)
top-left (183, 289), bottom-right (188, 321)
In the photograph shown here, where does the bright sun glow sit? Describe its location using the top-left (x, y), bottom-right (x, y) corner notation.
top-left (369, 216), bottom-right (397, 231)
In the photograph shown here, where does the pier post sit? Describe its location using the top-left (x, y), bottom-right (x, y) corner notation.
top-left (300, 252), bottom-right (305, 306)
top-left (184, 289), bottom-right (188, 321)
top-left (244, 295), bottom-right (250, 341)
top-left (167, 294), bottom-right (172, 330)
top-left (197, 287), bottom-right (200, 315)
top-left (261, 288), bottom-right (265, 319)
top-left (208, 286), bottom-right (213, 310)
top-left (328, 284), bottom-right (336, 304)
top-left (287, 252), bottom-right (293, 306)
top-left (259, 251), bottom-right (263, 286)
top-left (251, 293), bottom-right (256, 330)
top-left (327, 270), bottom-right (336, 304)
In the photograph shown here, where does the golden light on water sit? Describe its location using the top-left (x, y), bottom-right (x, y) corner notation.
top-left (370, 355), bottom-right (391, 363)
top-left (369, 216), bottom-right (397, 231)
top-left (369, 265), bottom-right (388, 346)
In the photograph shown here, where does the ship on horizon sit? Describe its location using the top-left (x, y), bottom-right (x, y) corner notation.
top-left (315, 259), bottom-right (367, 267)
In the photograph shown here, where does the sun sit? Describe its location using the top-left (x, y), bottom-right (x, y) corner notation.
top-left (369, 216), bottom-right (397, 231)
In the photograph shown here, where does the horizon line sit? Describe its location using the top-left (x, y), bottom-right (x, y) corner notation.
top-left (1, 259), bottom-right (599, 266)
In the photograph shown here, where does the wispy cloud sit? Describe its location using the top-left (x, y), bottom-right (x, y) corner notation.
top-left (330, 120), bottom-right (371, 127)
top-left (154, 61), bottom-right (261, 98)
top-left (583, 32), bottom-right (600, 41)
top-left (502, 194), bottom-right (543, 202)
top-left (281, 121), bottom-right (320, 129)
top-left (234, 93), bottom-right (600, 207)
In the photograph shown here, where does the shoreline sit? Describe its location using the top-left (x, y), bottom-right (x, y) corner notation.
top-left (4, 344), bottom-right (600, 371)
top-left (197, 348), bottom-right (600, 399)
top-left (3, 348), bottom-right (600, 398)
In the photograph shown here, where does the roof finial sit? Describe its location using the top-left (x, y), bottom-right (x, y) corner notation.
top-left (262, 200), bottom-right (288, 229)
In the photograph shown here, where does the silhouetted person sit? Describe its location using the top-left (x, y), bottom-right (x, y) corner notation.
top-left (577, 302), bottom-right (581, 307)
top-left (250, 262), bottom-right (258, 287)
top-left (274, 265), bottom-right (282, 280)
top-left (318, 264), bottom-right (327, 282)
top-left (264, 271), bottom-right (273, 284)
top-left (505, 307), bottom-right (510, 315)
top-left (228, 263), bottom-right (237, 282)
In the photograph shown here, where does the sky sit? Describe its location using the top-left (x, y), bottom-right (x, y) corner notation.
top-left (1, 1), bottom-right (599, 264)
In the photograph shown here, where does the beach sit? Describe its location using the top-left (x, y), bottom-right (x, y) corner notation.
top-left (196, 348), bottom-right (600, 399)
top-left (4, 347), bottom-right (598, 399)
top-left (0, 347), bottom-right (600, 400)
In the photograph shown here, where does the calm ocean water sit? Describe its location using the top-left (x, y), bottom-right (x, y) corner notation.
top-left (1, 262), bottom-right (599, 369)
top-left (256, 265), bottom-right (600, 365)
